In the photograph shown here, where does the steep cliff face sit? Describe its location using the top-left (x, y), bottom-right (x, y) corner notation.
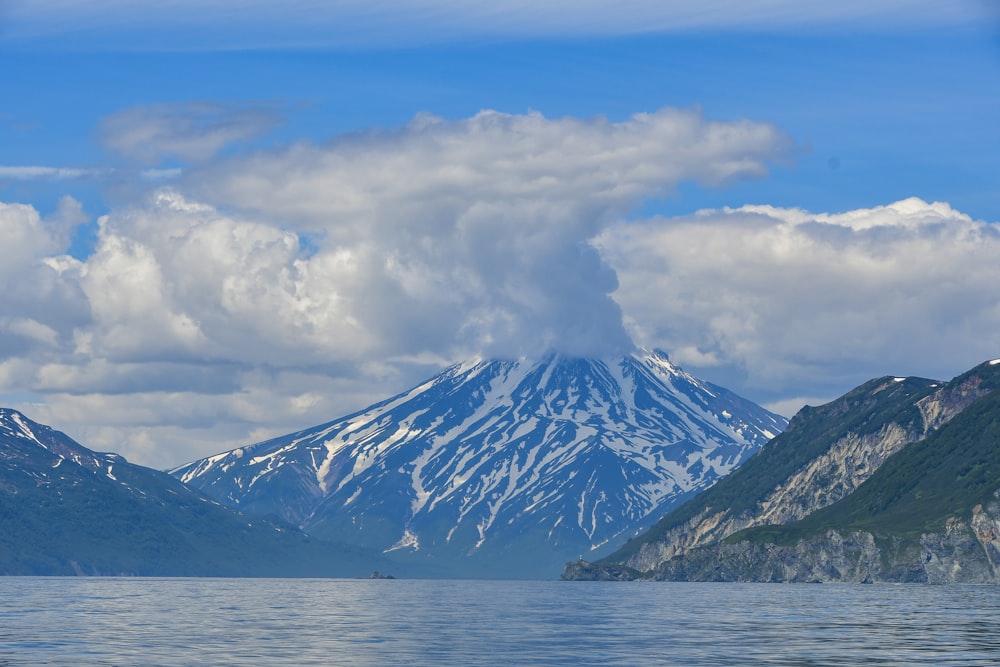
top-left (603, 375), bottom-right (944, 573)
top-left (565, 500), bottom-right (1000, 584)
top-left (620, 419), bottom-right (921, 572)
top-left (565, 359), bottom-right (1000, 582)
top-left (917, 371), bottom-right (993, 430)
top-left (628, 499), bottom-right (1000, 584)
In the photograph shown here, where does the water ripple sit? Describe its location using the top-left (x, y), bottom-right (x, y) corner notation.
top-left (2, 579), bottom-right (1000, 665)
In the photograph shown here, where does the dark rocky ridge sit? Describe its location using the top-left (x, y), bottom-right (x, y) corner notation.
top-left (0, 408), bottom-right (393, 576)
top-left (565, 359), bottom-right (1000, 582)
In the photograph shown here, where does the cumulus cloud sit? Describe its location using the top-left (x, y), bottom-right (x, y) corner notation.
top-left (9, 107), bottom-right (999, 469)
top-left (77, 191), bottom-right (369, 366)
top-left (598, 197), bottom-right (1000, 410)
top-left (0, 199), bottom-right (90, 359)
top-left (99, 102), bottom-right (285, 165)
top-left (185, 108), bottom-right (790, 359)
top-left (0, 106), bottom-right (792, 467)
top-left (20, 366), bottom-right (399, 469)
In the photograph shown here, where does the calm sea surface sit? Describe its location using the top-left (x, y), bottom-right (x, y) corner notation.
top-left (2, 578), bottom-right (1000, 665)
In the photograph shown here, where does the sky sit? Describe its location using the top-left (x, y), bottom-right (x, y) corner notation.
top-left (2, 0), bottom-right (1000, 469)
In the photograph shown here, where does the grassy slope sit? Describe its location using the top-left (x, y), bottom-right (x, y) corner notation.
top-left (737, 385), bottom-right (1000, 546)
top-left (602, 376), bottom-right (938, 564)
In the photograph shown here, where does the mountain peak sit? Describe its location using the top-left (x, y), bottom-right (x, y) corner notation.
top-left (173, 352), bottom-right (786, 578)
top-left (0, 408), bottom-right (392, 576)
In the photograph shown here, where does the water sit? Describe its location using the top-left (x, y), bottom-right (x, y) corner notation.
top-left (2, 579), bottom-right (1000, 666)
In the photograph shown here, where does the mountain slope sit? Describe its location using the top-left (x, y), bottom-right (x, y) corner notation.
top-left (172, 350), bottom-right (786, 578)
top-left (0, 408), bottom-right (392, 576)
top-left (765, 363), bottom-right (1000, 541)
top-left (564, 359), bottom-right (1000, 582)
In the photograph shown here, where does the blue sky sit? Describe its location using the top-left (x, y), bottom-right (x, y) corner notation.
top-left (2, 1), bottom-right (999, 467)
top-left (7, 29), bottom-right (999, 227)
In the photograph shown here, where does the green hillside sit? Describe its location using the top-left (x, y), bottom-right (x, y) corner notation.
top-left (602, 375), bottom-right (938, 564)
top-left (738, 383), bottom-right (1000, 546)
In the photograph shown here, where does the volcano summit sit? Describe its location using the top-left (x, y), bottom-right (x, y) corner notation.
top-left (172, 350), bottom-right (785, 578)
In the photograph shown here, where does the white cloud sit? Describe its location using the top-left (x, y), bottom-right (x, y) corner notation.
top-left (0, 166), bottom-right (106, 180)
top-left (0, 107), bottom-right (791, 467)
top-left (72, 190), bottom-right (379, 370)
top-left (20, 369), bottom-right (407, 469)
top-left (6, 108), bottom-right (998, 469)
top-left (0, 201), bottom-right (63, 261)
top-left (2, 318), bottom-right (60, 347)
top-left (1, 0), bottom-right (984, 49)
top-left (99, 102), bottom-right (285, 165)
top-left (0, 201), bottom-right (92, 441)
top-left (598, 197), bottom-right (1000, 410)
top-left (0, 200), bottom-right (90, 350)
top-left (187, 108), bottom-right (790, 360)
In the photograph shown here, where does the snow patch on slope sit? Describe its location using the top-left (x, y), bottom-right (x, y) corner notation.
top-left (172, 350), bottom-right (788, 568)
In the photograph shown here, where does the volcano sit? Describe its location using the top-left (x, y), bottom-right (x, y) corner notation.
top-left (172, 350), bottom-right (785, 578)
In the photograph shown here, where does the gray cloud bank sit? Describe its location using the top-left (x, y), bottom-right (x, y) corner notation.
top-left (598, 198), bottom-right (1000, 407)
top-left (99, 102), bottom-right (287, 165)
top-left (1, 106), bottom-right (998, 469)
top-left (185, 108), bottom-right (789, 360)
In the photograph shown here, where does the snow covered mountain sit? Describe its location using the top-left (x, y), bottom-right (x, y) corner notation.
top-left (171, 350), bottom-right (786, 578)
top-left (0, 408), bottom-right (391, 576)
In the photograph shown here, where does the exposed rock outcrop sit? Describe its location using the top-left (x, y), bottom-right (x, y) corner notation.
top-left (633, 499), bottom-right (1000, 584)
top-left (621, 420), bottom-right (920, 573)
top-left (609, 376), bottom-right (944, 574)
top-left (564, 359), bottom-right (1000, 583)
top-left (565, 499), bottom-right (1000, 584)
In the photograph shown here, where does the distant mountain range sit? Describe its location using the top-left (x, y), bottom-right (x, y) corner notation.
top-left (171, 350), bottom-right (786, 578)
top-left (20, 349), bottom-right (997, 582)
top-left (564, 359), bottom-right (1000, 583)
top-left (0, 408), bottom-right (392, 577)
